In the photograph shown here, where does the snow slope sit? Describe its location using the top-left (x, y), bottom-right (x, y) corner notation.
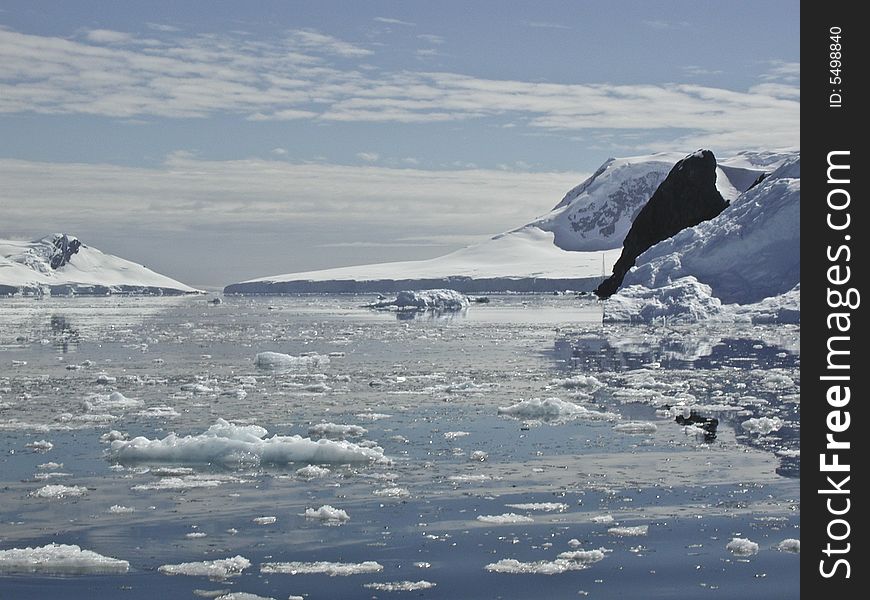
top-left (0, 234), bottom-right (200, 296)
top-left (226, 151), bottom-right (773, 294)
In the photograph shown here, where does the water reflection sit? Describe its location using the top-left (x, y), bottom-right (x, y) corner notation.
top-left (50, 314), bottom-right (80, 353)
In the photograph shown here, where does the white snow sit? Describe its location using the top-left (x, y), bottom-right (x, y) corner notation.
top-left (741, 416), bottom-right (784, 435)
top-left (369, 289), bottom-right (469, 311)
top-left (363, 581), bottom-right (437, 591)
top-left (485, 549), bottom-right (607, 574)
top-left (0, 234), bottom-right (199, 296)
top-left (30, 484), bottom-right (88, 498)
top-left (0, 543), bottom-right (129, 574)
top-left (476, 513), bottom-right (535, 524)
top-left (158, 556), bottom-right (251, 579)
top-left (260, 560), bottom-right (383, 576)
top-left (726, 537), bottom-right (759, 556)
top-left (612, 422), bottom-right (657, 434)
top-left (776, 539), bottom-right (800, 553)
top-left (504, 503), bottom-right (568, 512)
top-left (497, 397), bottom-right (616, 422)
top-left (108, 419), bottom-right (387, 466)
top-left (255, 352), bottom-right (330, 371)
top-left (608, 525), bottom-right (649, 537)
top-left (304, 505), bottom-right (350, 523)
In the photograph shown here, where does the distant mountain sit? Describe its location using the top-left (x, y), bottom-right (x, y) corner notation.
top-left (225, 150), bottom-right (784, 295)
top-left (0, 234), bottom-right (200, 296)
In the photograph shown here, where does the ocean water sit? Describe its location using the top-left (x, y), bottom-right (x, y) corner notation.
top-left (0, 295), bottom-right (799, 599)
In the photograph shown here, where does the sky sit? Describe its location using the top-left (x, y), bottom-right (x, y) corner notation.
top-left (0, 0), bottom-right (800, 289)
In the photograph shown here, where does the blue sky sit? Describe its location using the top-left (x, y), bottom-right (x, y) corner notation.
top-left (0, 1), bottom-right (799, 287)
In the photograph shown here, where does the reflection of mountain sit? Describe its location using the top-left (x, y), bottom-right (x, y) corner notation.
top-left (50, 314), bottom-right (81, 353)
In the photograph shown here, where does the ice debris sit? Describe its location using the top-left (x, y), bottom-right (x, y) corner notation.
top-left (0, 543), bottom-right (129, 574)
top-left (497, 397), bottom-right (616, 423)
top-left (260, 560), bottom-right (383, 576)
top-left (158, 556), bottom-right (251, 579)
top-left (726, 537), bottom-right (759, 556)
top-left (485, 549), bottom-right (607, 574)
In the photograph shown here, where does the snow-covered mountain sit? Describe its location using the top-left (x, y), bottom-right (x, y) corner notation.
top-left (0, 234), bottom-right (200, 296)
top-left (606, 152), bottom-right (800, 322)
top-left (225, 151), bottom-right (781, 295)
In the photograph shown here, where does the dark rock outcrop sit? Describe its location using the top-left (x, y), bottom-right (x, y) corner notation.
top-left (595, 150), bottom-right (728, 298)
top-left (49, 234), bottom-right (82, 269)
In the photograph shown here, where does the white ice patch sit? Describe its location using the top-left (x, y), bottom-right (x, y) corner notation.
top-left (304, 505), bottom-right (350, 523)
top-left (369, 289), bottom-right (469, 311)
top-left (726, 537), bottom-right (759, 556)
top-left (497, 397), bottom-right (616, 423)
top-left (108, 419), bottom-right (387, 466)
top-left (131, 474), bottom-right (239, 491)
top-left (741, 416), bottom-right (784, 435)
top-left (214, 593), bottom-right (275, 600)
top-left (296, 465), bottom-right (331, 478)
top-left (591, 515), bottom-right (614, 523)
top-left (252, 516), bottom-right (277, 525)
top-left (26, 439), bottom-right (53, 452)
top-left (485, 549), bottom-right (607, 574)
top-left (373, 486), bottom-right (410, 498)
top-left (308, 423), bottom-right (367, 439)
top-left (180, 383), bottom-right (214, 394)
top-left (504, 503), bottom-right (568, 512)
top-left (260, 560), bottom-right (383, 576)
top-left (363, 580), bottom-right (437, 591)
top-left (255, 352), bottom-right (330, 371)
top-left (444, 431), bottom-right (470, 440)
top-left (608, 525), bottom-right (649, 537)
top-left (552, 375), bottom-right (603, 391)
top-left (84, 391), bottom-right (142, 411)
top-left (0, 543), bottom-right (129, 575)
top-left (158, 556), bottom-right (251, 579)
top-left (612, 422), bottom-right (657, 435)
top-left (776, 539), bottom-right (800, 553)
top-left (100, 430), bottom-right (128, 443)
top-left (108, 505), bottom-right (135, 514)
top-left (30, 484), bottom-right (88, 499)
top-left (477, 513), bottom-right (535, 524)
top-left (136, 406), bottom-right (180, 418)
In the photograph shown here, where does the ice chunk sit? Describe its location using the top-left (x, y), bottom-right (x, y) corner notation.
top-left (497, 397), bottom-right (616, 423)
top-left (470, 450), bottom-right (488, 462)
top-left (304, 505), bottom-right (350, 523)
top-left (308, 423), bottom-right (367, 439)
top-left (776, 539), bottom-right (800, 553)
top-left (552, 375), bottom-right (603, 390)
top-left (504, 503), bottom-right (568, 512)
top-left (485, 549), bottom-right (607, 574)
top-left (612, 422), bottom-right (657, 434)
top-left (215, 594), bottom-right (275, 600)
top-left (252, 516), bottom-right (277, 525)
top-left (186, 532), bottom-right (208, 539)
top-left (373, 486), bottom-right (410, 498)
top-left (444, 431), bottom-right (470, 441)
top-left (255, 352), bottom-right (330, 371)
top-left (296, 465), bottom-right (331, 479)
top-left (181, 383), bottom-right (214, 394)
top-left (30, 484), bottom-right (88, 498)
top-left (158, 556), bottom-right (251, 579)
top-left (260, 560), bottom-right (383, 576)
top-left (741, 416), bottom-right (784, 435)
top-left (108, 419), bottom-right (387, 466)
top-left (0, 543), bottom-right (129, 575)
top-left (477, 513), bottom-right (534, 524)
top-left (591, 514), bottom-right (614, 523)
top-left (108, 505), bottom-right (135, 514)
top-left (368, 289), bottom-right (469, 311)
top-left (726, 537), bottom-right (759, 556)
top-left (608, 525), bottom-right (649, 537)
top-left (363, 581), bottom-right (437, 591)
top-left (26, 439), bottom-right (53, 452)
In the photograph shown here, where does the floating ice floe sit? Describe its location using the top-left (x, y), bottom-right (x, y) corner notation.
top-left (590, 515), bottom-right (614, 524)
top-left (84, 391), bottom-right (142, 411)
top-left (260, 560), bottom-right (383, 576)
top-left (367, 289), bottom-right (469, 311)
top-left (608, 525), bottom-right (649, 537)
top-left (444, 431), bottom-right (470, 441)
top-left (485, 549), bottom-right (608, 574)
top-left (25, 439), bottom-right (53, 452)
top-left (30, 484), bottom-right (88, 499)
top-left (363, 581), bottom-right (437, 591)
top-left (470, 450), bottom-right (488, 462)
top-left (296, 465), bottom-right (331, 478)
top-left (108, 505), bottom-right (134, 514)
top-left (100, 430), bottom-right (127, 443)
top-left (308, 423), bottom-right (367, 439)
top-left (108, 419), bottom-right (388, 466)
top-left (186, 532), bottom-right (207, 539)
top-left (776, 539), bottom-right (800, 553)
top-left (497, 397), bottom-right (617, 423)
top-left (373, 486), bottom-right (410, 498)
top-left (131, 474), bottom-right (241, 491)
top-left (252, 516), bottom-right (277, 525)
top-left (726, 537), bottom-right (759, 556)
top-left (551, 375), bottom-right (603, 391)
top-left (612, 422), bottom-right (658, 435)
top-left (181, 383), bottom-right (214, 394)
top-left (136, 406), bottom-right (180, 418)
top-left (740, 416), bottom-right (784, 435)
top-left (304, 505), bottom-right (350, 523)
top-left (477, 513), bottom-right (534, 524)
top-left (0, 543), bottom-right (129, 575)
top-left (255, 352), bottom-right (330, 371)
top-left (504, 502), bottom-right (568, 512)
top-left (158, 556), bottom-right (251, 579)
top-left (447, 474), bottom-right (491, 483)
top-left (214, 592), bottom-right (275, 600)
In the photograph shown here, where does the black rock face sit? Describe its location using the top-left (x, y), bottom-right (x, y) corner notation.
top-left (49, 234), bottom-right (82, 269)
top-left (595, 150), bottom-right (729, 298)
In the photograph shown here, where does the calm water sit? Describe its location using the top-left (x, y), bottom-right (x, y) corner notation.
top-left (0, 295), bottom-right (799, 599)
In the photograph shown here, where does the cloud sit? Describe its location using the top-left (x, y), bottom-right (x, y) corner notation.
top-left (85, 29), bottom-right (134, 44)
top-left (287, 29), bottom-right (372, 57)
top-left (356, 152), bottom-right (380, 162)
top-left (271, 147), bottom-right (288, 155)
top-left (682, 65), bottom-right (724, 77)
top-left (0, 27), bottom-right (799, 151)
top-left (416, 34), bottom-right (445, 44)
top-left (373, 17), bottom-right (416, 27)
top-left (526, 21), bottom-right (571, 30)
